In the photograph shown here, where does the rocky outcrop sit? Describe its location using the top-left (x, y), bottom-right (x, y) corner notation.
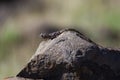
top-left (6, 29), bottom-right (120, 80)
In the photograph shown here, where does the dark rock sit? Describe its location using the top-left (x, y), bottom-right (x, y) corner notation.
top-left (16, 28), bottom-right (120, 80)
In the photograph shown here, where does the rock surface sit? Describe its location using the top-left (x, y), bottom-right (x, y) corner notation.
top-left (7, 29), bottom-right (120, 80)
top-left (4, 77), bottom-right (43, 80)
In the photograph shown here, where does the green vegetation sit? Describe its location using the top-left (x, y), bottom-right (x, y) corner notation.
top-left (0, 26), bottom-right (20, 60)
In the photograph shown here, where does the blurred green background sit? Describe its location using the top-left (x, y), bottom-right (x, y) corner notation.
top-left (0, 0), bottom-right (120, 79)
